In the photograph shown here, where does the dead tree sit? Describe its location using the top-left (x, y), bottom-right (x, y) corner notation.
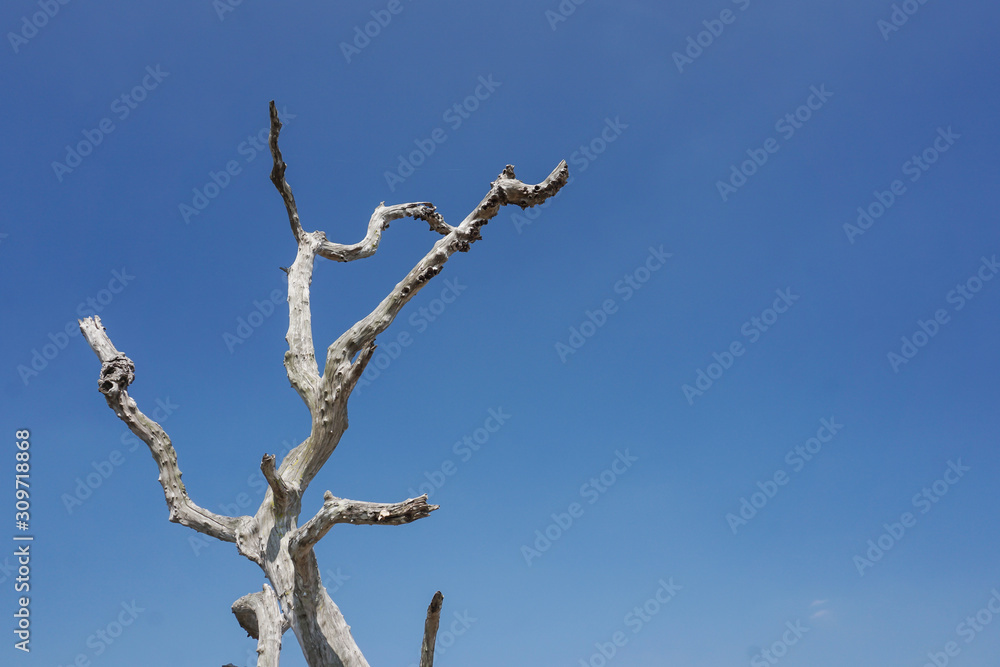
top-left (79, 101), bottom-right (568, 667)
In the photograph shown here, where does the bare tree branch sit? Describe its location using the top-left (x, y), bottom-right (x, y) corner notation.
top-left (78, 316), bottom-right (243, 543)
top-left (80, 99), bottom-right (567, 667)
top-left (268, 100), bottom-right (322, 411)
top-left (232, 584), bottom-right (285, 667)
top-left (287, 551), bottom-right (371, 667)
top-left (268, 101), bottom-right (306, 244)
top-left (261, 454), bottom-right (294, 509)
top-left (268, 102), bottom-right (461, 415)
top-left (268, 101), bottom-right (454, 262)
top-left (268, 90), bottom-right (568, 495)
top-left (277, 160), bottom-right (569, 490)
top-left (420, 591), bottom-right (444, 667)
top-left (315, 202), bottom-right (454, 262)
top-left (281, 242), bottom-right (322, 410)
top-left (290, 492), bottom-right (438, 557)
top-left (328, 160), bottom-right (569, 364)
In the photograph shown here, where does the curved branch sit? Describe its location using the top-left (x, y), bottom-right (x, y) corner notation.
top-left (268, 102), bottom-right (458, 413)
top-left (268, 98), bottom-right (569, 491)
top-left (269, 99), bottom-right (453, 263)
top-left (316, 202), bottom-right (454, 262)
top-left (273, 161), bottom-right (569, 489)
top-left (326, 161), bottom-right (569, 365)
top-left (78, 316), bottom-right (243, 543)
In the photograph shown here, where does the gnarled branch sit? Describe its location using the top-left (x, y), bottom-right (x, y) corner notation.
top-left (290, 492), bottom-right (438, 557)
top-left (268, 100), bottom-right (455, 263)
top-left (268, 101), bottom-right (466, 417)
top-left (276, 159), bottom-right (568, 490)
top-left (327, 160), bottom-right (569, 365)
top-left (78, 316), bottom-right (243, 543)
top-left (79, 98), bottom-right (569, 667)
top-left (316, 202), bottom-right (454, 262)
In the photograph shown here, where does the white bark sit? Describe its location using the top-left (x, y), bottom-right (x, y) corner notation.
top-left (232, 584), bottom-right (285, 667)
top-left (77, 320), bottom-right (246, 543)
top-left (79, 99), bottom-right (568, 666)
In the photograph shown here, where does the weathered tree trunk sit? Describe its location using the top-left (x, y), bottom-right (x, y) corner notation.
top-left (79, 100), bottom-right (567, 666)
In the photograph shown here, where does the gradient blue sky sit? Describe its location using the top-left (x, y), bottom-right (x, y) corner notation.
top-left (3, 1), bottom-right (1000, 666)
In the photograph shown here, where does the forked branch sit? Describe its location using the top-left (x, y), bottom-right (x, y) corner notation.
top-left (324, 159), bottom-right (569, 368)
top-left (268, 100), bottom-right (455, 262)
top-left (80, 98), bottom-right (568, 667)
top-left (266, 97), bottom-right (569, 494)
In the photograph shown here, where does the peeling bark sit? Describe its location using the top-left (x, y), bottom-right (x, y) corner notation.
top-left (79, 99), bottom-right (568, 666)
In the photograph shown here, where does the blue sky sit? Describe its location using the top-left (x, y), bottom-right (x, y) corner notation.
top-left (3, 1), bottom-right (1000, 665)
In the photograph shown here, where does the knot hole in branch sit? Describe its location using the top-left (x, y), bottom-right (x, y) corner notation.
top-left (98, 355), bottom-right (135, 395)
